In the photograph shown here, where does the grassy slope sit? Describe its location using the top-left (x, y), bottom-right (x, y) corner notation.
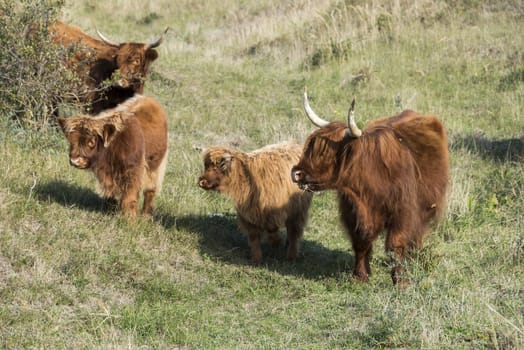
top-left (1, 0), bottom-right (523, 348)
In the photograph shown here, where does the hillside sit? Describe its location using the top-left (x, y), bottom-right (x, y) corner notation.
top-left (0, 0), bottom-right (523, 348)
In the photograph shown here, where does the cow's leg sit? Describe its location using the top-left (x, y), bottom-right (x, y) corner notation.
top-left (247, 232), bottom-right (263, 265)
top-left (266, 230), bottom-right (282, 261)
top-left (238, 216), bottom-right (264, 265)
top-left (141, 152), bottom-right (167, 217)
top-left (285, 218), bottom-right (304, 262)
top-left (339, 199), bottom-right (376, 282)
top-left (409, 215), bottom-right (432, 251)
top-left (267, 230), bottom-right (282, 248)
top-left (385, 227), bottom-right (411, 285)
top-left (121, 191), bottom-right (139, 217)
top-left (348, 231), bottom-right (373, 282)
top-left (121, 177), bottom-right (141, 218)
top-left (141, 189), bottom-right (156, 217)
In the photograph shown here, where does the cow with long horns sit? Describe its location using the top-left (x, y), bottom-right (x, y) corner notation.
top-left (46, 20), bottom-right (167, 114)
top-left (291, 90), bottom-right (449, 284)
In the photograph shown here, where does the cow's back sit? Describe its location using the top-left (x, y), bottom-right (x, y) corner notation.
top-left (130, 97), bottom-right (168, 172)
top-left (383, 110), bottom-right (449, 216)
top-left (48, 20), bottom-right (112, 88)
top-left (246, 143), bottom-right (309, 212)
top-left (49, 20), bottom-right (106, 51)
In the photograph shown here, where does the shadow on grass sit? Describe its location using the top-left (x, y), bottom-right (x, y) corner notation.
top-left (33, 181), bottom-right (355, 279)
top-left (33, 180), bottom-right (109, 213)
top-left (158, 211), bottom-right (354, 280)
top-left (452, 133), bottom-right (524, 162)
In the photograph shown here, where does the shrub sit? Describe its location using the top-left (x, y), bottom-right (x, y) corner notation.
top-left (0, 0), bottom-right (83, 130)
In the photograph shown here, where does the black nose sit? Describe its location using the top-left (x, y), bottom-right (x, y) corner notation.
top-left (291, 167), bottom-right (302, 183)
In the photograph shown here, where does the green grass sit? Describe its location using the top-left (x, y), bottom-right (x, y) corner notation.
top-left (1, 0), bottom-right (523, 348)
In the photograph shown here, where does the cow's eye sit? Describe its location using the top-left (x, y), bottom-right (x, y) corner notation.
top-left (87, 138), bottom-right (96, 148)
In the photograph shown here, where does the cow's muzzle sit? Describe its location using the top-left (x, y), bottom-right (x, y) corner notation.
top-left (117, 78), bottom-right (130, 88)
top-left (291, 166), bottom-right (317, 192)
top-left (69, 156), bottom-right (89, 169)
top-left (290, 166), bottom-right (304, 183)
top-left (116, 76), bottom-right (143, 90)
top-left (198, 177), bottom-right (207, 188)
top-left (198, 176), bottom-right (217, 190)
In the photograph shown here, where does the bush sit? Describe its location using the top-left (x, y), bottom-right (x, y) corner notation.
top-left (0, 0), bottom-right (83, 130)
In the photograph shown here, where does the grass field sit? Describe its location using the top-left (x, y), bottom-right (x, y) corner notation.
top-left (1, 0), bottom-right (523, 348)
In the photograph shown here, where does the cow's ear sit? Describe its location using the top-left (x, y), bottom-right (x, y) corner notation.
top-left (57, 118), bottom-right (67, 134)
top-left (146, 49), bottom-right (158, 62)
top-left (102, 124), bottom-right (118, 147)
top-left (343, 128), bottom-right (360, 140)
top-left (220, 152), bottom-right (232, 172)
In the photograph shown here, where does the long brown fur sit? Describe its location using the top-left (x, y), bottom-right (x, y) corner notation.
top-left (198, 143), bottom-right (313, 264)
top-left (46, 20), bottom-right (162, 113)
top-left (58, 95), bottom-right (168, 217)
top-left (292, 110), bottom-right (449, 284)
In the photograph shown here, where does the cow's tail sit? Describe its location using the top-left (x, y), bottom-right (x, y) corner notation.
top-left (156, 149), bottom-right (167, 193)
top-left (141, 147), bottom-right (168, 195)
top-left (155, 148), bottom-right (168, 194)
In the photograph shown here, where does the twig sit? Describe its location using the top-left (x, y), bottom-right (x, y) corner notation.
top-left (485, 302), bottom-right (524, 336)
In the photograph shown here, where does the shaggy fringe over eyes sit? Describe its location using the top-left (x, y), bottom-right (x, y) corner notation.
top-left (60, 112), bottom-right (129, 137)
top-left (61, 95), bottom-right (145, 135)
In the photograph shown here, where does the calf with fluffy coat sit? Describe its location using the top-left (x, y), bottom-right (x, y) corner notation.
top-left (198, 143), bottom-right (313, 265)
top-left (58, 95), bottom-right (168, 217)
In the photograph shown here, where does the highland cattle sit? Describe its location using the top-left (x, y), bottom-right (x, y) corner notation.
top-left (58, 95), bottom-right (168, 217)
top-left (291, 90), bottom-right (449, 284)
top-left (198, 143), bottom-right (313, 265)
top-left (42, 20), bottom-right (167, 114)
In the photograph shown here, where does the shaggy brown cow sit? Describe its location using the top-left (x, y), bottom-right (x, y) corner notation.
top-left (198, 143), bottom-right (313, 265)
top-left (47, 20), bottom-right (167, 113)
top-left (58, 95), bottom-right (168, 217)
top-left (291, 90), bottom-right (449, 284)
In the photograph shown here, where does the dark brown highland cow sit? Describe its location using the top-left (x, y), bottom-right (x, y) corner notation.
top-left (291, 90), bottom-right (449, 284)
top-left (198, 143), bottom-right (313, 265)
top-left (43, 20), bottom-right (167, 113)
top-left (58, 95), bottom-right (168, 217)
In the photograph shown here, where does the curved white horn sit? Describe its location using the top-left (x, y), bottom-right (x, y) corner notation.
top-left (303, 88), bottom-right (330, 128)
top-left (147, 27), bottom-right (169, 49)
top-left (347, 97), bottom-right (362, 137)
top-left (96, 28), bottom-right (119, 46)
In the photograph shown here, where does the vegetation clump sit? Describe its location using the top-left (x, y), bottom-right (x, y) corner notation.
top-left (0, 0), bottom-right (82, 129)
